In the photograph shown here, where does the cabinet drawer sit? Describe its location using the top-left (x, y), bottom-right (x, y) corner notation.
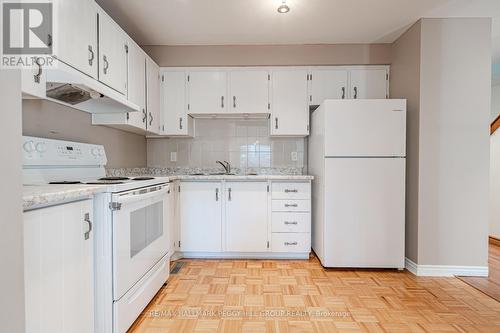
top-left (272, 182), bottom-right (311, 199)
top-left (272, 233), bottom-right (311, 253)
top-left (272, 200), bottom-right (310, 212)
top-left (272, 212), bottom-right (310, 233)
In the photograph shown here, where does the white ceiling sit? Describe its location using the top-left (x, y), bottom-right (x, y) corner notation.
top-left (96, 0), bottom-right (500, 61)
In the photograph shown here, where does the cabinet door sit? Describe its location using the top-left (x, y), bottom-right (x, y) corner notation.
top-left (188, 71), bottom-right (227, 114)
top-left (229, 70), bottom-right (269, 114)
top-left (350, 68), bottom-right (388, 99)
top-left (21, 58), bottom-right (46, 99)
top-left (270, 70), bottom-right (309, 136)
top-left (161, 71), bottom-right (189, 135)
top-left (309, 69), bottom-right (348, 105)
top-left (98, 8), bottom-right (128, 94)
top-left (54, 0), bottom-right (98, 78)
top-left (146, 57), bottom-right (161, 134)
top-left (127, 40), bottom-right (147, 131)
top-left (180, 182), bottom-right (222, 252)
top-left (225, 182), bottom-right (268, 252)
top-left (24, 200), bottom-right (94, 333)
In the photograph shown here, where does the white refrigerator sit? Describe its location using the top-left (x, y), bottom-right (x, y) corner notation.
top-left (309, 99), bottom-right (406, 268)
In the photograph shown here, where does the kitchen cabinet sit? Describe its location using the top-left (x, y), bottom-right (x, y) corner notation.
top-left (161, 71), bottom-right (194, 136)
top-left (146, 57), bottom-right (161, 134)
top-left (98, 7), bottom-right (128, 95)
top-left (270, 69), bottom-right (309, 136)
top-left (350, 68), bottom-right (388, 99)
top-left (21, 59), bottom-right (46, 99)
top-left (53, 0), bottom-right (98, 78)
top-left (126, 39), bottom-right (147, 131)
top-left (23, 200), bottom-right (94, 333)
top-left (309, 69), bottom-right (348, 105)
top-left (179, 182), bottom-right (222, 252)
top-left (229, 70), bottom-right (270, 114)
top-left (188, 70), bottom-right (228, 114)
top-left (225, 182), bottom-right (268, 252)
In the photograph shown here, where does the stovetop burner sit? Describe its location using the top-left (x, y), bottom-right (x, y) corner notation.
top-left (132, 177), bottom-right (155, 181)
top-left (86, 181), bottom-right (125, 185)
top-left (49, 181), bottom-right (83, 185)
top-left (98, 177), bottom-right (130, 181)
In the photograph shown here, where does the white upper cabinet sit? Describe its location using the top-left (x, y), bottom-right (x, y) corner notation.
top-left (146, 57), bottom-right (161, 134)
top-left (161, 71), bottom-right (193, 136)
top-left (126, 40), bottom-right (147, 131)
top-left (309, 69), bottom-right (348, 105)
top-left (53, 0), bottom-right (98, 78)
top-left (229, 70), bottom-right (270, 114)
top-left (188, 71), bottom-right (228, 114)
top-left (350, 68), bottom-right (388, 99)
top-left (98, 7), bottom-right (128, 95)
top-left (270, 69), bottom-right (309, 137)
top-left (180, 182), bottom-right (222, 252)
top-left (225, 182), bottom-right (269, 252)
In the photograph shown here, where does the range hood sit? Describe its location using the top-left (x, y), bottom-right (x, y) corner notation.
top-left (45, 59), bottom-right (140, 114)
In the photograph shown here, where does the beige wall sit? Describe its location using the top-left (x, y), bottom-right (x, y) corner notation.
top-left (418, 18), bottom-right (491, 267)
top-left (390, 21), bottom-right (422, 263)
top-left (0, 70), bottom-right (25, 333)
top-left (391, 18), bottom-right (491, 268)
top-left (142, 44), bottom-right (392, 67)
top-left (22, 100), bottom-right (147, 168)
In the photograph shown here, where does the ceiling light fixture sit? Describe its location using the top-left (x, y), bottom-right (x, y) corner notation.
top-left (277, 0), bottom-right (290, 14)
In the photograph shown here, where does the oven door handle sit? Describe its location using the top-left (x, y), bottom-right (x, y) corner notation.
top-left (113, 185), bottom-right (169, 204)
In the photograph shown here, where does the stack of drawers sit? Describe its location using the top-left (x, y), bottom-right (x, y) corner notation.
top-left (271, 181), bottom-right (311, 253)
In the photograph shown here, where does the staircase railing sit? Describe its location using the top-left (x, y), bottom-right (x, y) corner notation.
top-left (492, 114), bottom-right (500, 135)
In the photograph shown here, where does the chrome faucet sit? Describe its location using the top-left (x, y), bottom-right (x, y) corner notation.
top-left (216, 160), bottom-right (231, 174)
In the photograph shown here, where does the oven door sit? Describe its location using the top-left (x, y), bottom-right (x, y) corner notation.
top-left (112, 184), bottom-right (169, 300)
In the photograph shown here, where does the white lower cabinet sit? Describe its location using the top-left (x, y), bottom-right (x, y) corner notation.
top-left (23, 200), bottom-right (94, 333)
top-left (177, 180), bottom-right (311, 258)
top-left (225, 182), bottom-right (268, 252)
top-left (179, 181), bottom-right (222, 252)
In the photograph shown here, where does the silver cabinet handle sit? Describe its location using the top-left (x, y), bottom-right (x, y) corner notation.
top-left (284, 242), bottom-right (298, 246)
top-left (275, 117), bottom-right (278, 129)
top-left (179, 117), bottom-right (183, 130)
top-left (353, 86), bottom-right (358, 99)
top-left (149, 112), bottom-right (153, 126)
top-left (88, 45), bottom-right (94, 66)
top-left (284, 189), bottom-right (298, 193)
top-left (215, 188), bottom-right (219, 201)
top-left (103, 55), bottom-right (109, 74)
top-left (284, 203), bottom-right (298, 208)
top-left (341, 87), bottom-right (345, 99)
top-left (142, 109), bottom-right (147, 123)
top-left (221, 96), bottom-right (224, 108)
top-left (233, 96), bottom-right (236, 108)
top-left (228, 188), bottom-right (231, 201)
top-left (34, 57), bottom-right (42, 84)
top-left (284, 221), bottom-right (298, 225)
top-left (84, 213), bottom-right (92, 240)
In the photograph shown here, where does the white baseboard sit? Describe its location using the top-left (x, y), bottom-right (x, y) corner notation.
top-left (405, 257), bottom-right (488, 277)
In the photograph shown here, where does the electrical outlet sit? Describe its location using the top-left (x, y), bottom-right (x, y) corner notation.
top-left (170, 152), bottom-right (177, 162)
top-left (291, 151), bottom-right (298, 161)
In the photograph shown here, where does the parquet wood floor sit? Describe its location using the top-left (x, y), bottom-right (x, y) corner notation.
top-left (128, 254), bottom-right (500, 333)
top-left (459, 242), bottom-right (500, 303)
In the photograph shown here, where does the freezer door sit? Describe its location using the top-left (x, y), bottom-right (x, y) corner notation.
top-left (324, 99), bottom-right (406, 157)
top-left (322, 158), bottom-right (405, 268)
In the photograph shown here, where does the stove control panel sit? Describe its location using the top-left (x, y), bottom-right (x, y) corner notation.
top-left (22, 136), bottom-right (107, 166)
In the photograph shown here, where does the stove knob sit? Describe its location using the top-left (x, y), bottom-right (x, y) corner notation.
top-left (98, 148), bottom-right (105, 156)
top-left (35, 142), bottom-right (46, 153)
top-left (23, 141), bottom-right (35, 153)
top-left (91, 147), bottom-right (100, 156)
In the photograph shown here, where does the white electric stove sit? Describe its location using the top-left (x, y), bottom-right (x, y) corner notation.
top-left (22, 136), bottom-right (172, 333)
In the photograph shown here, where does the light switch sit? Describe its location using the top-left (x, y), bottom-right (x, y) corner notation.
top-left (170, 152), bottom-right (177, 162)
top-left (291, 151), bottom-right (298, 161)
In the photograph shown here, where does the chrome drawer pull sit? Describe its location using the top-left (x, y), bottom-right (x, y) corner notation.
top-left (284, 189), bottom-right (298, 193)
top-left (284, 242), bottom-right (298, 246)
top-left (284, 221), bottom-right (298, 225)
top-left (284, 204), bottom-right (298, 208)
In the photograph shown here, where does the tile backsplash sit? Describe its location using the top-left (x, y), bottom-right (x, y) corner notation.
top-left (147, 119), bottom-right (306, 173)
